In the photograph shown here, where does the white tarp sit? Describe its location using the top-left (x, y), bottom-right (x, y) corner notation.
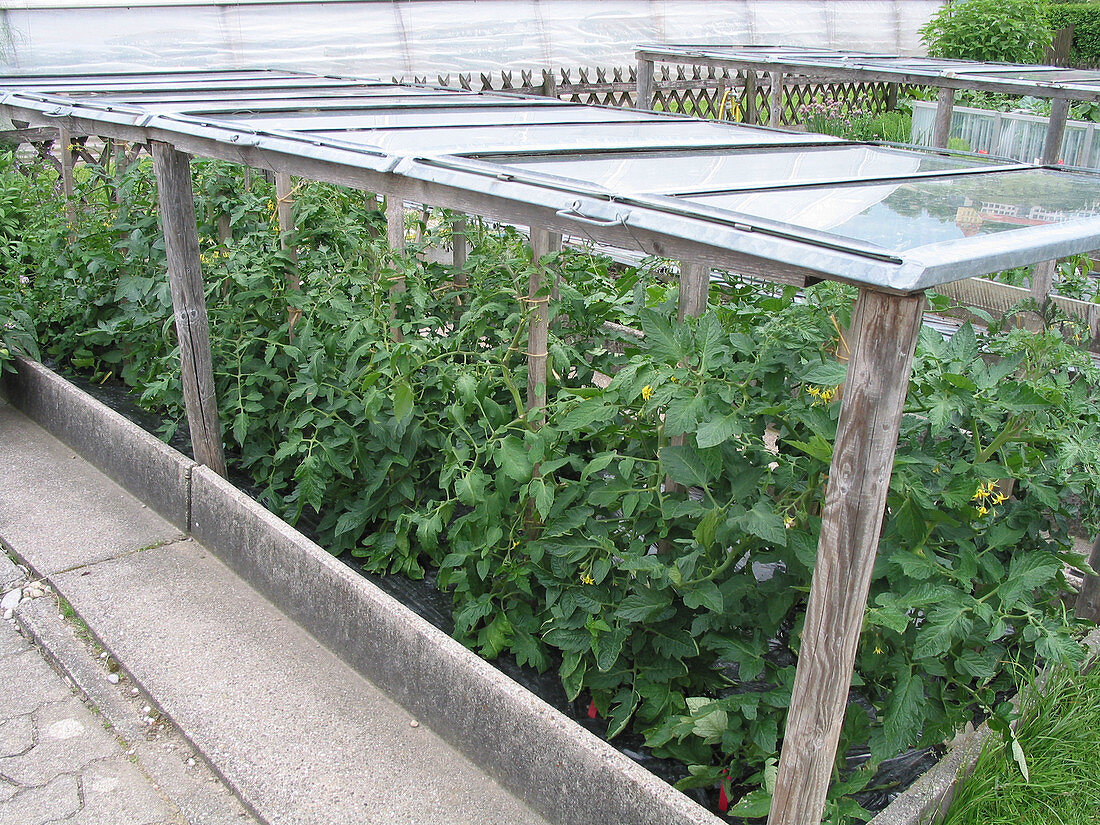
top-left (0, 1), bottom-right (941, 78)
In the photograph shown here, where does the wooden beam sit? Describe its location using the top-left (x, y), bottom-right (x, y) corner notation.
top-left (635, 58), bottom-right (655, 110)
top-left (768, 288), bottom-right (925, 825)
top-left (1076, 536), bottom-right (1100, 623)
top-left (526, 227), bottom-right (559, 424)
top-left (150, 141), bottom-right (227, 478)
top-left (1042, 97), bottom-right (1071, 165)
top-left (932, 87), bottom-right (954, 149)
top-left (768, 71), bottom-right (784, 127)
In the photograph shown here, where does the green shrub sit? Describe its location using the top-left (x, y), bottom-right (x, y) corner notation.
top-left (1047, 2), bottom-right (1100, 66)
top-left (921, 0), bottom-right (1051, 63)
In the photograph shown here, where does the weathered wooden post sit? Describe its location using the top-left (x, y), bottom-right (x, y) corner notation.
top-left (1042, 97), bottom-right (1071, 165)
top-left (452, 215), bottom-right (469, 286)
top-left (768, 71), bottom-right (784, 127)
top-left (677, 261), bottom-right (709, 323)
top-left (150, 141), bottom-right (227, 478)
top-left (663, 260), bottom-right (711, 499)
top-left (768, 289), bottom-right (925, 825)
top-left (1077, 536), bottom-right (1100, 623)
top-left (526, 227), bottom-right (560, 424)
top-left (635, 57), bottom-right (655, 111)
top-left (385, 190), bottom-right (407, 340)
top-left (932, 87), bottom-right (955, 149)
top-left (57, 126), bottom-right (77, 229)
top-left (743, 70), bottom-right (759, 125)
top-left (274, 172), bottom-right (301, 335)
top-left (1029, 101), bottom-right (1070, 308)
top-left (1030, 259), bottom-right (1057, 306)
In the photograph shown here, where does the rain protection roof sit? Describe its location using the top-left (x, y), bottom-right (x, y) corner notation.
top-left (636, 44), bottom-right (1100, 101)
top-left (5, 67), bottom-right (1100, 294)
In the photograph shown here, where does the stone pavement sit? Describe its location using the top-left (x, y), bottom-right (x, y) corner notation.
top-left (0, 553), bottom-right (256, 825)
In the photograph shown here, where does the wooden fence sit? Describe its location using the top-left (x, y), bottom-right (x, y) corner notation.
top-left (396, 65), bottom-right (911, 126)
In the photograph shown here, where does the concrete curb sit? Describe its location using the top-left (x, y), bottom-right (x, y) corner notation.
top-left (1, 357), bottom-right (195, 531)
top-left (3, 358), bottom-right (722, 825)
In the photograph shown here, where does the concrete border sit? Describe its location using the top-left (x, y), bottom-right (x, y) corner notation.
top-left (1, 357), bottom-right (194, 531)
top-left (1, 357), bottom-right (722, 825)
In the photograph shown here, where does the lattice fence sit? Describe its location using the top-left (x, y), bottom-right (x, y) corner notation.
top-left (393, 66), bottom-right (912, 126)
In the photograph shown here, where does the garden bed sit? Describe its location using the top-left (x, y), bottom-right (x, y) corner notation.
top-left (3, 152), bottom-right (1099, 823)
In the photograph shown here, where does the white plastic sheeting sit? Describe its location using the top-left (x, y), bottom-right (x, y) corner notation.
top-left (0, 1), bottom-right (941, 78)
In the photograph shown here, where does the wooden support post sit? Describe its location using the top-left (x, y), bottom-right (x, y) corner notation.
top-left (385, 192), bottom-right (407, 340)
top-left (932, 87), bottom-right (955, 149)
top-left (743, 71), bottom-right (759, 125)
top-left (768, 289), bottom-right (925, 825)
top-left (547, 231), bottom-right (563, 302)
top-left (664, 260), bottom-right (712, 499)
top-left (635, 58), bottom-right (655, 111)
top-left (1042, 97), bottom-right (1071, 165)
top-left (1076, 536), bottom-right (1100, 623)
top-left (1030, 258), bottom-right (1057, 306)
top-left (386, 193), bottom-right (406, 254)
top-left (886, 82), bottom-right (899, 113)
top-left (768, 71), bottom-right (784, 128)
top-left (526, 227), bottom-right (555, 423)
top-left (677, 261), bottom-right (709, 323)
top-left (150, 141), bottom-right (227, 478)
top-left (451, 215), bottom-right (469, 285)
top-left (275, 172), bottom-right (301, 334)
top-left (57, 126), bottom-right (77, 228)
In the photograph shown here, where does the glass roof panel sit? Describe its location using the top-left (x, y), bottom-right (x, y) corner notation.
top-left (685, 169), bottom-right (1100, 254)
top-left (311, 120), bottom-right (839, 155)
top-left (84, 85), bottom-right (440, 104)
top-left (495, 145), bottom-right (1005, 195)
top-left (214, 106), bottom-right (658, 131)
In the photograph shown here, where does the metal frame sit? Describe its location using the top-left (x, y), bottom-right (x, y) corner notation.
top-left (635, 44), bottom-right (1100, 162)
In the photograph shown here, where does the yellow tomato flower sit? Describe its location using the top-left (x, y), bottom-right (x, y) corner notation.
top-left (992, 492), bottom-right (1008, 505)
top-left (641, 385), bottom-right (653, 402)
top-left (581, 572), bottom-right (595, 585)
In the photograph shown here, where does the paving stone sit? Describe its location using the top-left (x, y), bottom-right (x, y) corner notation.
top-left (67, 757), bottom-right (174, 825)
top-left (0, 696), bottom-right (117, 786)
top-left (0, 649), bottom-right (71, 717)
top-left (0, 773), bottom-right (81, 825)
top-left (0, 715), bottom-right (34, 759)
top-left (0, 778), bottom-right (16, 804)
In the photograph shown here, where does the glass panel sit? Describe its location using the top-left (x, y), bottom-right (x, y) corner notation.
top-left (498, 145), bottom-right (1000, 195)
top-left (313, 121), bottom-right (838, 155)
top-left (84, 85), bottom-right (432, 104)
top-left (215, 106), bottom-right (659, 131)
top-left (20, 77), bottom-right (374, 94)
top-left (686, 169), bottom-right (1100, 253)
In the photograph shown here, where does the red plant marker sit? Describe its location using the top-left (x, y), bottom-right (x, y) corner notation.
top-left (718, 769), bottom-right (729, 812)
top-left (587, 699), bottom-right (598, 719)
